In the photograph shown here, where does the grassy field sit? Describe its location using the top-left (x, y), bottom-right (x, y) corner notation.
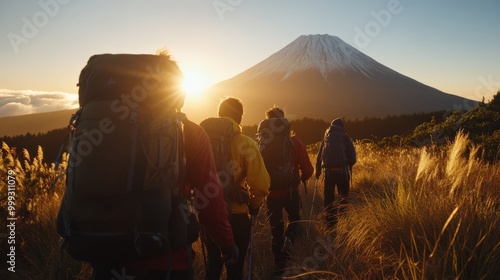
top-left (1, 131), bottom-right (499, 279)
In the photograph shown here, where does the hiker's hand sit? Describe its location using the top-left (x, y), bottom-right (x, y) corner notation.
top-left (248, 206), bottom-right (259, 217)
top-left (221, 242), bottom-right (239, 266)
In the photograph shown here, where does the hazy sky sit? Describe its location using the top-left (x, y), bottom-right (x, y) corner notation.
top-left (1, 0), bottom-right (499, 116)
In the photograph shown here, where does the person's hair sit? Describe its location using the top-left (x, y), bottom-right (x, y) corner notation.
top-left (265, 106), bottom-right (285, 119)
top-left (156, 48), bottom-right (172, 58)
top-left (218, 97), bottom-right (244, 124)
top-left (153, 49), bottom-right (185, 110)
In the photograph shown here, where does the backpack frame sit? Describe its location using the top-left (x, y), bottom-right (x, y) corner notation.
top-left (257, 118), bottom-right (300, 190)
top-left (200, 117), bottom-right (250, 205)
top-left (56, 54), bottom-right (197, 263)
top-left (321, 126), bottom-right (349, 169)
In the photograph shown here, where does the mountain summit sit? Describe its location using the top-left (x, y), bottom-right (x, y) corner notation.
top-left (235, 34), bottom-right (393, 82)
top-left (203, 34), bottom-right (475, 125)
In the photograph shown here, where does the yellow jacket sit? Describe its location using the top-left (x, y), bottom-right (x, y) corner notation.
top-left (224, 117), bottom-right (270, 214)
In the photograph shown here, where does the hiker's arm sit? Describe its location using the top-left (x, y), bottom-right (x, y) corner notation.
top-left (346, 137), bottom-right (357, 166)
top-left (183, 119), bottom-right (234, 249)
top-left (295, 137), bottom-right (313, 181)
top-left (315, 140), bottom-right (325, 177)
top-left (240, 139), bottom-right (270, 210)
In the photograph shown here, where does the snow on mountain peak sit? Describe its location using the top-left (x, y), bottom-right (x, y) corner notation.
top-left (240, 34), bottom-right (391, 81)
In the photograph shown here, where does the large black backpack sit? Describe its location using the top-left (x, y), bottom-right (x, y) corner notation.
top-left (200, 118), bottom-right (249, 204)
top-left (321, 126), bottom-right (349, 168)
top-left (257, 118), bottom-right (299, 190)
top-left (56, 54), bottom-right (197, 264)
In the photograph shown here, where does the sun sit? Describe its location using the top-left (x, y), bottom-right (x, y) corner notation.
top-left (182, 69), bottom-right (210, 99)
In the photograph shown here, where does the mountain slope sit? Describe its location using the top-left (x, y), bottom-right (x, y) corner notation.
top-left (0, 109), bottom-right (77, 137)
top-left (204, 34), bottom-right (475, 125)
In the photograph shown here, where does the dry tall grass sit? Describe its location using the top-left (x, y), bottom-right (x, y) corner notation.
top-left (1, 131), bottom-right (498, 279)
top-left (0, 143), bottom-right (92, 280)
top-left (284, 132), bottom-right (499, 279)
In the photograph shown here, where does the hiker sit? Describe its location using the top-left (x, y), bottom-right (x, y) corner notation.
top-left (201, 97), bottom-right (270, 280)
top-left (257, 106), bottom-right (313, 277)
top-left (315, 118), bottom-right (356, 228)
top-left (56, 52), bottom-right (238, 280)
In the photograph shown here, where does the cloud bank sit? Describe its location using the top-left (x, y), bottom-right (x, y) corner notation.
top-left (0, 89), bottom-right (79, 117)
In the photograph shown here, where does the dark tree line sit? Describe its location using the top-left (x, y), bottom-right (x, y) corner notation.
top-left (3, 91), bottom-right (498, 164)
top-left (243, 111), bottom-right (446, 145)
top-left (1, 127), bottom-right (70, 165)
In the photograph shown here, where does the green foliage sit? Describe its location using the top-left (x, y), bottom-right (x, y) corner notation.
top-left (407, 91), bottom-right (500, 161)
top-left (489, 90), bottom-right (500, 111)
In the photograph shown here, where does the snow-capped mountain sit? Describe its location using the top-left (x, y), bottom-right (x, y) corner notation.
top-left (236, 34), bottom-right (393, 82)
top-left (205, 34), bottom-right (475, 125)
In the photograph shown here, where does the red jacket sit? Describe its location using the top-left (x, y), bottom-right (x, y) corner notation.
top-left (268, 136), bottom-right (313, 198)
top-left (128, 117), bottom-right (233, 270)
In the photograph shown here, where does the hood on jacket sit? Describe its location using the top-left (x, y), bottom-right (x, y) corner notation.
top-left (331, 118), bottom-right (344, 128)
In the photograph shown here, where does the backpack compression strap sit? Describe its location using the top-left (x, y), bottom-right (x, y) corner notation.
top-left (126, 110), bottom-right (139, 192)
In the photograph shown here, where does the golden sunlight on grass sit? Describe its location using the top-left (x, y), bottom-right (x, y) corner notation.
top-left (326, 131), bottom-right (500, 279)
top-left (1, 131), bottom-right (498, 279)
